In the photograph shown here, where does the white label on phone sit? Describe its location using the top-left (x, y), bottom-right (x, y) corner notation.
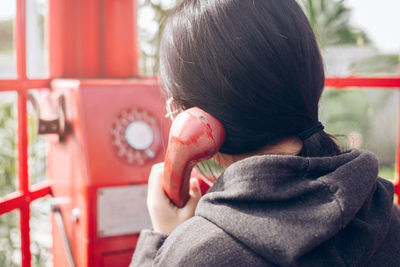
top-left (97, 185), bottom-right (151, 237)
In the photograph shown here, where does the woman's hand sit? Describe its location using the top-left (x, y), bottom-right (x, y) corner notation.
top-left (147, 163), bottom-right (202, 235)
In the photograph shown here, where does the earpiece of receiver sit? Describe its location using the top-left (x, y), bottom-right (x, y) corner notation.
top-left (162, 107), bottom-right (225, 207)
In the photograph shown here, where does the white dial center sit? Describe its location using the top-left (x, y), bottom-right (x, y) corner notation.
top-left (124, 121), bottom-right (154, 150)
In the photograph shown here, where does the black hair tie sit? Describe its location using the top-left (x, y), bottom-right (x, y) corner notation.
top-left (297, 122), bottom-right (325, 140)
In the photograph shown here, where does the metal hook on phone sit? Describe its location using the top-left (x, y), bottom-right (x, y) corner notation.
top-left (27, 92), bottom-right (68, 142)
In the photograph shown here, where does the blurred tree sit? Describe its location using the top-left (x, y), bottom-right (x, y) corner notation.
top-left (299, 0), bottom-right (370, 48)
top-left (0, 19), bottom-right (13, 51)
top-left (320, 88), bottom-right (397, 168)
top-left (0, 101), bottom-right (19, 267)
top-left (138, 0), bottom-right (375, 73)
top-left (138, 0), bottom-right (180, 75)
top-left (299, 1), bottom-right (397, 172)
top-left (0, 2), bottom-right (50, 264)
top-left (349, 54), bottom-right (399, 75)
top-left (0, 98), bottom-right (49, 266)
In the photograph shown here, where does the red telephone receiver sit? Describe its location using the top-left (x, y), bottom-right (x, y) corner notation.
top-left (162, 107), bottom-right (226, 208)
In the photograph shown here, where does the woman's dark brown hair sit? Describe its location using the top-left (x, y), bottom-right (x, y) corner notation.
top-left (160, 0), bottom-right (340, 157)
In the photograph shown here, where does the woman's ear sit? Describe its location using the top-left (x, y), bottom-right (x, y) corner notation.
top-left (213, 152), bottom-right (237, 169)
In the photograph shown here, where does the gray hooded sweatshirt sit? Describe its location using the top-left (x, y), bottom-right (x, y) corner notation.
top-left (130, 149), bottom-right (400, 266)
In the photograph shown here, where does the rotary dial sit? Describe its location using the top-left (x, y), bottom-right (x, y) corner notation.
top-left (111, 108), bottom-right (160, 165)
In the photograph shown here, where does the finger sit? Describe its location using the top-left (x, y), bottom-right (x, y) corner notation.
top-left (185, 178), bottom-right (202, 209)
top-left (189, 178), bottom-right (202, 196)
top-left (147, 162), bottom-right (171, 206)
top-left (148, 162), bottom-right (165, 195)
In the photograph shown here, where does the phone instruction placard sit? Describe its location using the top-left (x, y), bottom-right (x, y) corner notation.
top-left (97, 184), bottom-right (151, 237)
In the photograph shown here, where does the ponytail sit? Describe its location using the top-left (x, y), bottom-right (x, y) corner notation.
top-left (298, 130), bottom-right (342, 157)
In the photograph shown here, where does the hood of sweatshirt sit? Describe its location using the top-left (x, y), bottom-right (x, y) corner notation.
top-left (196, 149), bottom-right (395, 266)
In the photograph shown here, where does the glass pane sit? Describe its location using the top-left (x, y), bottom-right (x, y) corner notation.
top-left (138, 0), bottom-right (177, 76)
top-left (0, 91), bottom-right (18, 197)
top-left (0, 0), bottom-right (16, 78)
top-left (28, 90), bottom-right (48, 185)
top-left (320, 88), bottom-right (398, 181)
top-left (0, 210), bottom-right (21, 267)
top-left (138, 1), bottom-right (400, 76)
top-left (30, 196), bottom-right (52, 267)
top-left (299, 0), bottom-right (400, 76)
top-left (26, 0), bottom-right (49, 78)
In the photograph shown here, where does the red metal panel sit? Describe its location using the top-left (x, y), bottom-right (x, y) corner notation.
top-left (0, 79), bottom-right (50, 91)
top-left (79, 0), bottom-right (101, 77)
top-left (29, 181), bottom-right (52, 200)
top-left (325, 77), bottom-right (400, 88)
top-left (0, 80), bottom-right (20, 91)
top-left (0, 192), bottom-right (25, 214)
top-left (16, 0), bottom-right (31, 265)
top-left (16, 0), bottom-right (26, 80)
top-left (20, 203), bottom-right (30, 266)
top-left (62, 0), bottom-right (78, 77)
top-left (90, 235), bottom-right (139, 267)
top-left (52, 214), bottom-right (72, 267)
top-left (62, 0), bottom-right (101, 77)
top-left (397, 81), bottom-right (400, 201)
top-left (48, 79), bottom-right (169, 266)
top-left (103, 0), bottom-right (139, 77)
top-left (48, 0), bottom-right (64, 78)
top-left (24, 79), bottom-right (51, 89)
top-left (58, 0), bottom-right (140, 78)
top-left (17, 91), bottom-right (28, 193)
top-left (0, 182), bottom-right (51, 215)
top-left (397, 56), bottom-right (400, 202)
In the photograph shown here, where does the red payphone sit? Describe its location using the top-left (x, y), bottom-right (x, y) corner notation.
top-left (39, 79), bottom-right (170, 267)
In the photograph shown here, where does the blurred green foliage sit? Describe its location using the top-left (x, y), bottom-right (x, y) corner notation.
top-left (0, 98), bottom-right (49, 266)
top-left (0, 101), bottom-right (17, 195)
top-left (349, 54), bottom-right (400, 75)
top-left (138, 0), bottom-right (176, 75)
top-left (0, 19), bottom-right (13, 51)
top-left (0, 100), bottom-right (19, 267)
top-left (0, 210), bottom-right (20, 267)
top-left (300, 0), bottom-right (370, 48)
top-left (379, 165), bottom-right (396, 181)
top-left (320, 89), bottom-right (398, 166)
top-left (0, 1), bottom-right (50, 265)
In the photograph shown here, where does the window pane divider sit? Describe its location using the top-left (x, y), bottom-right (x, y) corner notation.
top-left (0, 181), bottom-right (51, 215)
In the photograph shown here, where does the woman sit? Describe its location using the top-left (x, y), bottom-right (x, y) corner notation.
top-left (131, 0), bottom-right (400, 266)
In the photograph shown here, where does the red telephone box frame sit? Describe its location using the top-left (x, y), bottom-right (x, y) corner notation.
top-left (325, 77), bottom-right (400, 199)
top-left (0, 1), bottom-right (399, 266)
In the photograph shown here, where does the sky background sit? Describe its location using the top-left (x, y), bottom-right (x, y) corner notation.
top-left (0, 0), bottom-right (399, 53)
top-left (346, 0), bottom-right (400, 53)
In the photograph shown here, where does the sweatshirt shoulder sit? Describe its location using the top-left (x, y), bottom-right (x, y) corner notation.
top-left (153, 216), bottom-right (271, 267)
top-left (365, 204), bottom-right (400, 266)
